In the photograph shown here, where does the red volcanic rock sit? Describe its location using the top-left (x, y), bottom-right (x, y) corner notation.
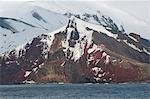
top-left (0, 35), bottom-right (49, 84)
top-left (112, 64), bottom-right (141, 82)
top-left (79, 42), bottom-right (148, 83)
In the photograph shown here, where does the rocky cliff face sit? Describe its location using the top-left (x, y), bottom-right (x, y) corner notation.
top-left (0, 17), bottom-right (150, 84)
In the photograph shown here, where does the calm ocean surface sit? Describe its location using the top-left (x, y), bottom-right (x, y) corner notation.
top-left (0, 83), bottom-right (150, 99)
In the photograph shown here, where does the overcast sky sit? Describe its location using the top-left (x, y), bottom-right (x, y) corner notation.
top-left (0, 0), bottom-right (149, 21)
top-left (105, 1), bottom-right (149, 22)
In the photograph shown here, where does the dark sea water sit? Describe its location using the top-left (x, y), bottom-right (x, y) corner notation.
top-left (0, 83), bottom-right (150, 99)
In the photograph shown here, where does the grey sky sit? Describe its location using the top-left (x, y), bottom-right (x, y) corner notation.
top-left (105, 1), bottom-right (149, 22)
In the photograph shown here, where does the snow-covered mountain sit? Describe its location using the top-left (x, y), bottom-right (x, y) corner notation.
top-left (0, 1), bottom-right (150, 53)
top-left (0, 3), bottom-right (68, 54)
top-left (0, 16), bottom-right (150, 84)
top-left (0, 1), bottom-right (149, 54)
top-left (29, 1), bottom-right (150, 39)
top-left (0, 1), bottom-right (149, 84)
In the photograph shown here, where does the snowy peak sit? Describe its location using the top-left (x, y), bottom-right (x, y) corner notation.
top-left (64, 12), bottom-right (125, 34)
top-left (26, 6), bottom-right (68, 30)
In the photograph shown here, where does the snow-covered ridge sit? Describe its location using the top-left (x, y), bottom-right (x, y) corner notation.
top-left (61, 16), bottom-right (114, 61)
top-left (64, 12), bottom-right (125, 34)
top-left (64, 13), bottom-right (150, 55)
top-left (0, 5), bottom-right (68, 54)
top-left (28, 1), bottom-right (150, 40)
top-left (123, 40), bottom-right (142, 52)
top-left (70, 17), bottom-right (150, 55)
top-left (4, 16), bottom-right (109, 62)
top-left (2, 16), bottom-right (149, 60)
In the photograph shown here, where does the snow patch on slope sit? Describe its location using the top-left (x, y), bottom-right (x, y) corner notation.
top-left (24, 71), bottom-right (31, 78)
top-left (123, 40), bottom-right (142, 52)
top-left (128, 35), bottom-right (138, 42)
